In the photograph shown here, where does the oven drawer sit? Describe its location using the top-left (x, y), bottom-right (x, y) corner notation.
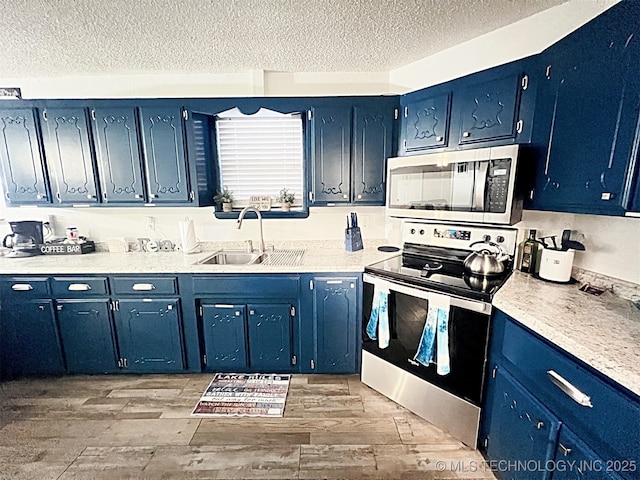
top-left (493, 309), bottom-right (639, 466)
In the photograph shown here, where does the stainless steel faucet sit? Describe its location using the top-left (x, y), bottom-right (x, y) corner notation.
top-left (236, 206), bottom-right (265, 255)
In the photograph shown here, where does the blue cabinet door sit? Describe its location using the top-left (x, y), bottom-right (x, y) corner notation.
top-left (312, 276), bottom-right (359, 373)
top-left (310, 106), bottom-right (351, 204)
top-left (401, 92), bottom-right (450, 151)
top-left (201, 303), bottom-right (248, 371)
top-left (41, 107), bottom-right (99, 204)
top-left (352, 105), bottom-right (394, 204)
top-left (482, 367), bottom-right (560, 480)
top-left (528, 1), bottom-right (640, 215)
top-left (0, 108), bottom-right (50, 205)
top-left (247, 303), bottom-right (292, 371)
top-left (454, 73), bottom-right (522, 145)
top-left (139, 106), bottom-right (191, 203)
top-left (114, 298), bottom-right (184, 372)
top-left (0, 299), bottom-right (64, 377)
top-left (92, 106), bottom-right (146, 204)
top-left (552, 427), bottom-right (624, 480)
top-left (56, 299), bottom-right (117, 374)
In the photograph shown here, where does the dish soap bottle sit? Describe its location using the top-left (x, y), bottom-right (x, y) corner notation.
top-left (520, 229), bottom-right (539, 273)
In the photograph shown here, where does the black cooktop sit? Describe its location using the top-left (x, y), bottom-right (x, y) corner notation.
top-left (365, 246), bottom-right (512, 302)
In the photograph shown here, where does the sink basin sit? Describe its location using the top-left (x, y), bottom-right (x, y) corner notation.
top-left (195, 248), bottom-right (305, 266)
top-left (196, 250), bottom-right (265, 265)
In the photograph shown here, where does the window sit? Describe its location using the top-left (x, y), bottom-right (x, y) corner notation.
top-left (214, 107), bottom-right (304, 210)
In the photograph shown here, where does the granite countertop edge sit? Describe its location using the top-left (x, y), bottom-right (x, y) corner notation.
top-left (493, 271), bottom-right (640, 397)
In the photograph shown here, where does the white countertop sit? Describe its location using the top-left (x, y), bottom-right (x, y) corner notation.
top-left (2, 245), bottom-right (638, 397)
top-left (0, 240), bottom-right (398, 275)
top-left (494, 271), bottom-right (640, 397)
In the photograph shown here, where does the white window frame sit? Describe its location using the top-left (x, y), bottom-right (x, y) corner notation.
top-left (214, 107), bottom-right (305, 211)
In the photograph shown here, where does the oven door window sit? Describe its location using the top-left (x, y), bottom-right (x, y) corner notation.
top-left (362, 286), bottom-right (490, 406)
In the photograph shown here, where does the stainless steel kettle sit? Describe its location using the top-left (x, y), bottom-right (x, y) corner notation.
top-left (463, 240), bottom-right (510, 276)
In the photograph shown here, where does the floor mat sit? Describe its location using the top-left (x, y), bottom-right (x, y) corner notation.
top-left (191, 373), bottom-right (291, 417)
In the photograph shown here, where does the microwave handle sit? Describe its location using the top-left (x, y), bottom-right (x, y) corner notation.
top-left (474, 161), bottom-right (489, 211)
top-left (363, 273), bottom-right (491, 314)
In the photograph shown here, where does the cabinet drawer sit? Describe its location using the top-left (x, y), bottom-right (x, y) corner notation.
top-left (193, 275), bottom-right (299, 298)
top-left (51, 276), bottom-right (109, 297)
top-left (494, 310), bottom-right (640, 468)
top-left (0, 277), bottom-right (50, 299)
top-left (111, 276), bottom-right (177, 295)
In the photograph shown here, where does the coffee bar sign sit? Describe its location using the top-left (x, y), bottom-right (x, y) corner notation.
top-left (0, 87), bottom-right (22, 99)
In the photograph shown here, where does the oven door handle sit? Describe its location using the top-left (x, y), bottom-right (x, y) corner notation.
top-left (363, 273), bottom-right (491, 314)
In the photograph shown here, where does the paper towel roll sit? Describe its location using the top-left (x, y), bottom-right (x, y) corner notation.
top-left (179, 218), bottom-right (199, 254)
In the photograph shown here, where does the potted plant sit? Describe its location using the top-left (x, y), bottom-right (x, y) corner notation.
top-left (278, 188), bottom-right (295, 212)
top-left (214, 186), bottom-right (234, 212)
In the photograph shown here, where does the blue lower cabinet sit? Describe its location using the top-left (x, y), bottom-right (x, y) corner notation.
top-left (247, 303), bottom-right (293, 371)
top-left (201, 303), bottom-right (248, 371)
top-left (308, 276), bottom-right (360, 374)
top-left (482, 367), bottom-right (560, 479)
top-left (0, 300), bottom-right (65, 377)
top-left (553, 427), bottom-right (624, 480)
top-left (113, 298), bottom-right (185, 373)
top-left (56, 299), bottom-right (118, 374)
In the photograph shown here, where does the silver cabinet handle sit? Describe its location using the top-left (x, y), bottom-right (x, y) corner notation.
top-left (462, 131), bottom-right (470, 138)
top-left (132, 283), bottom-right (155, 291)
top-left (11, 284), bottom-right (34, 291)
top-left (547, 370), bottom-right (593, 408)
top-left (68, 283), bottom-right (91, 291)
top-left (558, 443), bottom-right (572, 457)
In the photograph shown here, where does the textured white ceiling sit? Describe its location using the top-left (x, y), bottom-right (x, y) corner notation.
top-left (1, 0), bottom-right (569, 78)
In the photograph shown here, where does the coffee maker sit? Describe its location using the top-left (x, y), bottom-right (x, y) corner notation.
top-left (2, 221), bottom-right (44, 257)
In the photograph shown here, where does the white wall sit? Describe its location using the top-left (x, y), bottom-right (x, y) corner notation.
top-left (0, 205), bottom-right (388, 248)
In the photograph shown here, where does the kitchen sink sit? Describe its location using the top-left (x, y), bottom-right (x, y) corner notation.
top-left (196, 250), bottom-right (265, 265)
top-left (195, 249), bottom-right (305, 266)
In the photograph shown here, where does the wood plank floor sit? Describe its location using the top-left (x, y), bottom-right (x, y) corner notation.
top-left (0, 374), bottom-right (496, 479)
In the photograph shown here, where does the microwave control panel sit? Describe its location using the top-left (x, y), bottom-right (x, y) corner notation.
top-left (486, 158), bottom-right (512, 213)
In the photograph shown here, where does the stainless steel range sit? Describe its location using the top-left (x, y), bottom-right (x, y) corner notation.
top-left (361, 221), bottom-right (518, 447)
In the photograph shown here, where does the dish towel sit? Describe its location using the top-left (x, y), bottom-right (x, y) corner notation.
top-left (414, 292), bottom-right (451, 375)
top-left (366, 285), bottom-right (390, 349)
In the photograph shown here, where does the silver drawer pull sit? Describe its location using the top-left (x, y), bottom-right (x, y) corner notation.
top-left (132, 283), bottom-right (155, 291)
top-left (11, 283), bottom-right (34, 291)
top-left (68, 283), bottom-right (92, 291)
top-left (547, 370), bottom-right (593, 408)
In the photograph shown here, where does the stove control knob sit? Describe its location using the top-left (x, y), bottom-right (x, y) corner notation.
top-left (410, 228), bottom-right (416, 235)
top-left (482, 234), bottom-right (491, 242)
top-left (419, 229), bottom-right (425, 235)
top-left (496, 235), bottom-right (505, 244)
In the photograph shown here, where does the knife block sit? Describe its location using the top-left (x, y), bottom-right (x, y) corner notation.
top-left (345, 226), bottom-right (363, 252)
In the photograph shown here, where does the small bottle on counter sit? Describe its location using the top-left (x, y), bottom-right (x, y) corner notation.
top-left (520, 229), bottom-right (539, 273)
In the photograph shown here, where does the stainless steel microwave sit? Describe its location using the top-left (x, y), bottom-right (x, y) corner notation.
top-left (386, 145), bottom-right (522, 225)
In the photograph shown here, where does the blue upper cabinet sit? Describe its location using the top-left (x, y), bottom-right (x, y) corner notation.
top-left (401, 92), bottom-right (450, 151)
top-left (92, 106), bottom-right (146, 204)
top-left (41, 107), bottom-right (100, 204)
top-left (453, 73), bottom-right (523, 145)
top-left (527, 1), bottom-right (640, 216)
top-left (310, 106), bottom-right (352, 204)
top-left (310, 98), bottom-right (398, 206)
top-left (139, 106), bottom-right (191, 203)
top-left (352, 104), bottom-right (395, 204)
top-left (0, 108), bottom-right (50, 205)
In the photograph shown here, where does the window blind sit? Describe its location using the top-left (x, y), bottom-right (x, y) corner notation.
top-left (215, 108), bottom-right (304, 207)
